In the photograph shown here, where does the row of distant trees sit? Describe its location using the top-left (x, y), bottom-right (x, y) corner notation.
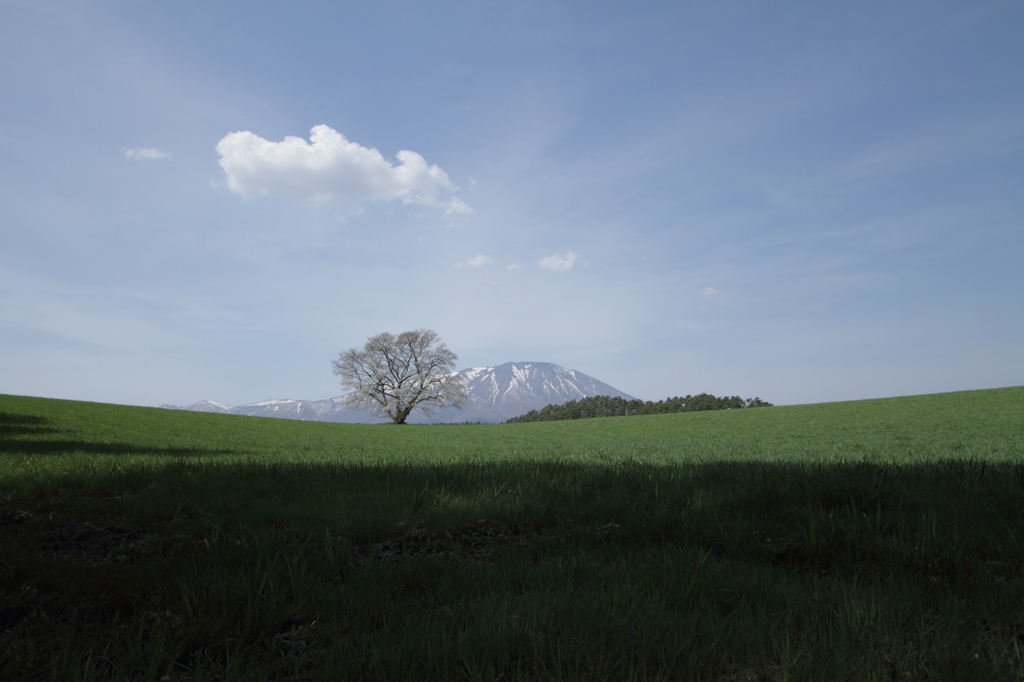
top-left (505, 394), bottom-right (773, 423)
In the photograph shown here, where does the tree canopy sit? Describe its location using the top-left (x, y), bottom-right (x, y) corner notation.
top-left (332, 329), bottom-right (468, 424)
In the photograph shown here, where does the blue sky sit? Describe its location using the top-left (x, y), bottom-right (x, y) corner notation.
top-left (1, 1), bottom-right (1022, 408)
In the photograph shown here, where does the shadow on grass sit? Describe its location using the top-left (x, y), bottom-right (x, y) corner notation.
top-left (3, 457), bottom-right (1023, 681)
top-left (97, 456), bottom-right (1024, 571)
top-left (0, 412), bottom-right (244, 458)
top-left (0, 412), bottom-right (61, 437)
top-left (0, 438), bottom-right (244, 457)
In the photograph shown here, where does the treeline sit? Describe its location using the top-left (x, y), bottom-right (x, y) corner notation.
top-left (506, 393), bottom-right (773, 423)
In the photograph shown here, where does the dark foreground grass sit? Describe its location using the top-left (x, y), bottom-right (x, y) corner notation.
top-left (0, 388), bottom-right (1022, 681)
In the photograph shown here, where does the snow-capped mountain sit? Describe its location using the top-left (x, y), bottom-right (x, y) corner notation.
top-left (169, 400), bottom-right (234, 414)
top-left (159, 396), bottom-right (379, 424)
top-left (159, 361), bottom-right (634, 424)
top-left (429, 362), bottom-right (635, 423)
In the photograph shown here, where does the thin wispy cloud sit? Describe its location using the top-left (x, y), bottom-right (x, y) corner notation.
top-left (537, 252), bottom-right (579, 272)
top-left (215, 125), bottom-right (471, 213)
top-left (702, 287), bottom-right (722, 296)
top-left (124, 147), bottom-right (169, 160)
top-left (453, 253), bottom-right (494, 269)
top-left (506, 264), bottom-right (521, 272)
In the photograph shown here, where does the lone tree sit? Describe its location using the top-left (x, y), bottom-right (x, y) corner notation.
top-left (332, 329), bottom-right (469, 424)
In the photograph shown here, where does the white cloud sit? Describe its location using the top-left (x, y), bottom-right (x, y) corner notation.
top-left (536, 251), bottom-right (579, 272)
top-left (702, 287), bottom-right (722, 296)
top-left (506, 263), bottom-right (521, 272)
top-left (215, 125), bottom-right (470, 213)
top-left (453, 253), bottom-right (494, 269)
top-left (444, 197), bottom-right (473, 215)
top-left (124, 147), bottom-right (169, 160)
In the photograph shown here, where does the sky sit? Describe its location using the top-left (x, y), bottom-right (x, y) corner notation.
top-left (1, 1), bottom-right (1022, 408)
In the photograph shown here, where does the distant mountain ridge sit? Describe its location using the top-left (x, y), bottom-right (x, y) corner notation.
top-left (159, 361), bottom-right (634, 424)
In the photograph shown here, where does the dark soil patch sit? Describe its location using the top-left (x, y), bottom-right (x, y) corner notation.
top-left (36, 521), bottom-right (194, 566)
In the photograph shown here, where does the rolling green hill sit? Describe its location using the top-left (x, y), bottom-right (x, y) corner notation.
top-left (1, 387), bottom-right (1022, 680)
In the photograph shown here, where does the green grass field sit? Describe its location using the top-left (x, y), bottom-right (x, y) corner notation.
top-left (1, 387), bottom-right (1022, 681)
